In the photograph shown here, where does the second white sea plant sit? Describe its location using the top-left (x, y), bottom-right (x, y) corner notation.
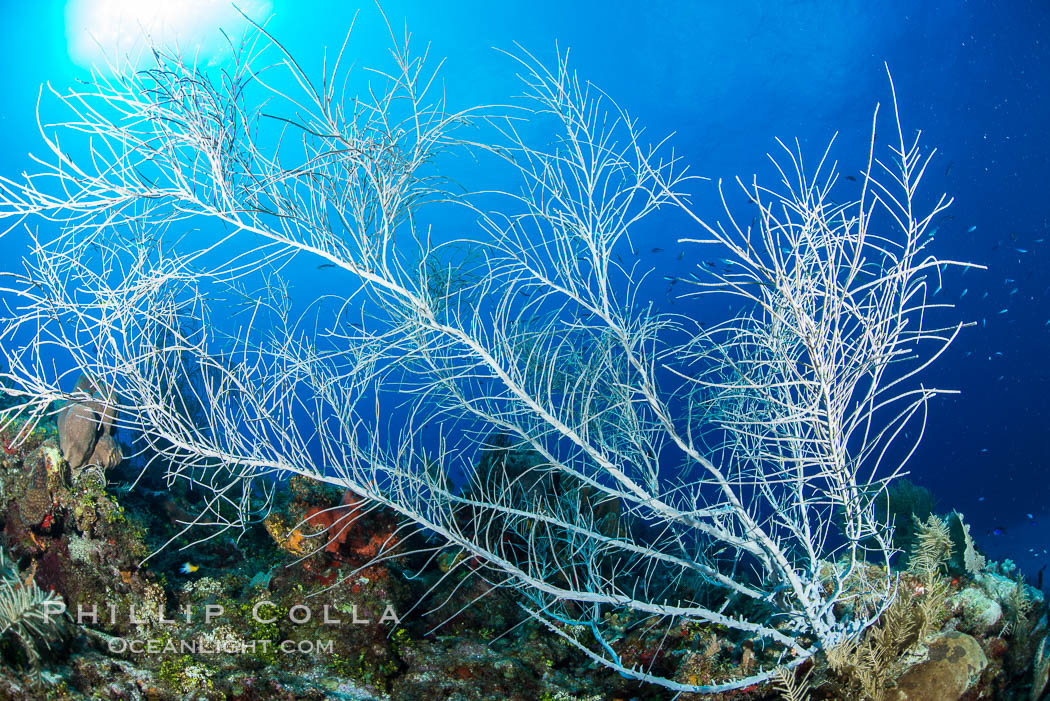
top-left (0, 16), bottom-right (973, 692)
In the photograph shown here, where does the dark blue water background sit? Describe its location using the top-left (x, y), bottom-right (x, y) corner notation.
top-left (1, 1), bottom-right (1047, 579)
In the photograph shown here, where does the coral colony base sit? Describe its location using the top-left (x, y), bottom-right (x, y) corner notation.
top-left (0, 12), bottom-right (1045, 701)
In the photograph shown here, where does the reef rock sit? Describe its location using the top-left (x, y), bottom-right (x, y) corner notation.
top-left (977, 570), bottom-right (1045, 606)
top-left (952, 585), bottom-right (1003, 633)
top-left (888, 631), bottom-right (988, 701)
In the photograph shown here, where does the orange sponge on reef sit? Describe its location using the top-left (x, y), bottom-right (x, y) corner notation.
top-left (303, 490), bottom-right (365, 555)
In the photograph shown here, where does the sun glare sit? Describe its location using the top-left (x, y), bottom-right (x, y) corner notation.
top-left (65, 0), bottom-right (273, 69)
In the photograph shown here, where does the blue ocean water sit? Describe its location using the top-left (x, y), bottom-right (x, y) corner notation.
top-left (0, 1), bottom-right (1047, 580)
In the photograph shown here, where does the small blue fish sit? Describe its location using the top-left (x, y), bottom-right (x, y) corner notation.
top-left (960, 288), bottom-right (968, 298)
top-left (179, 562), bottom-right (200, 575)
top-left (968, 225), bottom-right (978, 232)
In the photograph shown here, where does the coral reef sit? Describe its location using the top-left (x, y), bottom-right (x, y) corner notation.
top-left (0, 380), bottom-right (1048, 700)
top-left (763, 513), bottom-right (1047, 701)
top-left (0, 407), bottom-right (658, 698)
